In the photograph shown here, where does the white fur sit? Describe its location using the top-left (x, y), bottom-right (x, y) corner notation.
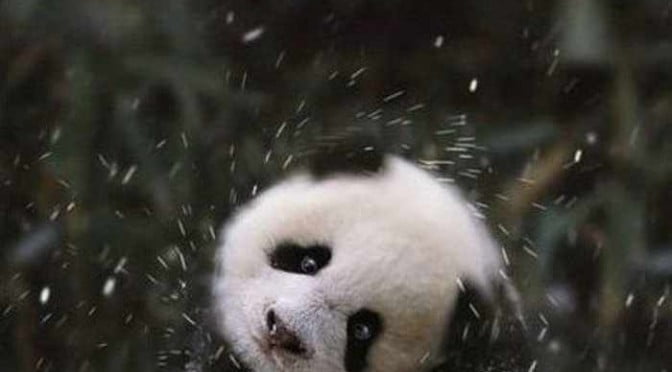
top-left (213, 156), bottom-right (501, 372)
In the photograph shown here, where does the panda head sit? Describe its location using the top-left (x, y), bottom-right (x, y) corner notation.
top-left (213, 138), bottom-right (521, 372)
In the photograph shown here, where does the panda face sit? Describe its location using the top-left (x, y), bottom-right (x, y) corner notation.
top-left (213, 156), bottom-right (501, 372)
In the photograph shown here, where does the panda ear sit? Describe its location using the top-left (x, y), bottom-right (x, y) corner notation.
top-left (303, 131), bottom-right (385, 179)
top-left (435, 279), bottom-right (531, 371)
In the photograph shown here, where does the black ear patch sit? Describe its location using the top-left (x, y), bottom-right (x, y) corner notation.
top-left (305, 134), bottom-right (385, 179)
top-left (435, 280), bottom-right (532, 372)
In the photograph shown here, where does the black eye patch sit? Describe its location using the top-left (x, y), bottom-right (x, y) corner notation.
top-left (268, 243), bottom-right (331, 275)
top-left (345, 309), bottom-right (383, 372)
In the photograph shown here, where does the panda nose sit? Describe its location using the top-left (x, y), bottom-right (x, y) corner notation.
top-left (265, 309), bottom-right (307, 356)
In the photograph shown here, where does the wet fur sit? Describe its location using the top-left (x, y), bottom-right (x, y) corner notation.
top-left (213, 153), bottom-right (518, 371)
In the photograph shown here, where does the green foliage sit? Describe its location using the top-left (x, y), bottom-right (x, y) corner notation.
top-left (1, 0), bottom-right (672, 371)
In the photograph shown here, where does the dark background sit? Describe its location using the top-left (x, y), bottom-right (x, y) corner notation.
top-left (2, 0), bottom-right (672, 371)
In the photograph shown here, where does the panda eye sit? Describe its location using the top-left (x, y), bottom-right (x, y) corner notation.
top-left (352, 323), bottom-right (372, 341)
top-left (345, 309), bottom-right (383, 372)
top-left (300, 256), bottom-right (319, 274)
top-left (269, 243), bottom-right (331, 275)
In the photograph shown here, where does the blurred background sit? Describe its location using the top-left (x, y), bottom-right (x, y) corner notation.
top-left (1, 0), bottom-right (672, 371)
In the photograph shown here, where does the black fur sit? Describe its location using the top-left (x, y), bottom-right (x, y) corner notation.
top-left (344, 309), bottom-right (383, 372)
top-left (268, 242), bottom-right (332, 275)
top-left (305, 133), bottom-right (385, 179)
top-left (435, 280), bottom-right (531, 372)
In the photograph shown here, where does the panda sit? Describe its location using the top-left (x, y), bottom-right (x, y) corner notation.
top-left (212, 136), bottom-right (528, 372)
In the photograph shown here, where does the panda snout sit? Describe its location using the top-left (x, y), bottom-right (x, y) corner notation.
top-left (265, 309), bottom-right (310, 357)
